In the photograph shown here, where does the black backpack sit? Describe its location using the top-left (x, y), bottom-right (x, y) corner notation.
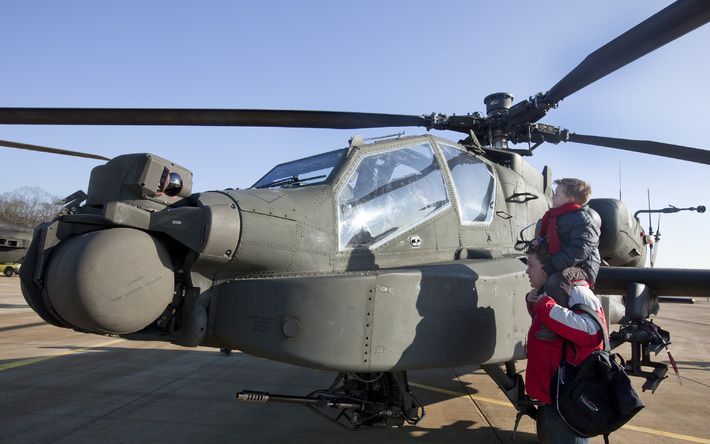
top-left (551, 304), bottom-right (645, 442)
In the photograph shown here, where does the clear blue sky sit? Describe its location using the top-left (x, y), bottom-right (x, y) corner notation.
top-left (1, 1), bottom-right (708, 268)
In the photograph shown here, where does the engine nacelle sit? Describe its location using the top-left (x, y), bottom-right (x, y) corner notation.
top-left (588, 199), bottom-right (647, 267)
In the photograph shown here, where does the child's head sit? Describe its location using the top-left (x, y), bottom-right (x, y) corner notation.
top-left (526, 244), bottom-right (549, 289)
top-left (552, 178), bottom-right (591, 208)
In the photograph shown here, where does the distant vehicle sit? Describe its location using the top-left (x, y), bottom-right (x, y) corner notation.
top-left (2, 262), bottom-right (21, 277)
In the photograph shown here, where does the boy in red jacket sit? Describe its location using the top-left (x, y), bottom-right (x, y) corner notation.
top-left (525, 244), bottom-right (606, 443)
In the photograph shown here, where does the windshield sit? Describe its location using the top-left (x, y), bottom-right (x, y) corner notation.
top-left (440, 144), bottom-right (495, 223)
top-left (338, 143), bottom-right (449, 249)
top-left (252, 149), bottom-right (347, 189)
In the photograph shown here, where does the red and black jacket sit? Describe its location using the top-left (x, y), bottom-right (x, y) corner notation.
top-left (525, 282), bottom-right (607, 405)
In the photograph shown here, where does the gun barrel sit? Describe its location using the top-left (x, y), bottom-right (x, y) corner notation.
top-left (235, 390), bottom-right (363, 410)
top-left (236, 391), bottom-right (320, 405)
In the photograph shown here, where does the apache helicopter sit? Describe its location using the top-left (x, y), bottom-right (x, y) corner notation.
top-left (0, 222), bottom-right (32, 275)
top-left (2, 0), bottom-right (710, 432)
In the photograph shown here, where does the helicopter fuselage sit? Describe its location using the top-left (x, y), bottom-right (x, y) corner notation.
top-left (0, 223), bottom-right (32, 264)
top-left (20, 134), bottom-right (658, 373)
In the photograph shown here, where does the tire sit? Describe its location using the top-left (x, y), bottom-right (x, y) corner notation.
top-left (3, 267), bottom-right (14, 277)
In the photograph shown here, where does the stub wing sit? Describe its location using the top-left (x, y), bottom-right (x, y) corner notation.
top-left (596, 266), bottom-right (710, 298)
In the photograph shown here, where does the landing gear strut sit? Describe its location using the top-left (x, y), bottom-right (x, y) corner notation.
top-left (482, 361), bottom-right (540, 439)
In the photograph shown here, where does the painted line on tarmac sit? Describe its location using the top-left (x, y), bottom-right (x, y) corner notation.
top-left (411, 381), bottom-right (710, 443)
top-left (622, 425), bottom-right (710, 444)
top-left (0, 338), bottom-right (124, 372)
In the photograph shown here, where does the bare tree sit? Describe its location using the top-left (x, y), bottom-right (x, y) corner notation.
top-left (0, 187), bottom-right (62, 228)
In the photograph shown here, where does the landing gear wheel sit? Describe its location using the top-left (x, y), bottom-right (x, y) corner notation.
top-left (3, 267), bottom-right (13, 277)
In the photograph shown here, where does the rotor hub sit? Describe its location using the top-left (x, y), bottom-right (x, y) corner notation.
top-left (483, 92), bottom-right (515, 149)
top-left (483, 92), bottom-right (514, 117)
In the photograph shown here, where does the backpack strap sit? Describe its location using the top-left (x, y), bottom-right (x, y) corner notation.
top-left (570, 303), bottom-right (610, 352)
top-left (557, 303), bottom-right (609, 367)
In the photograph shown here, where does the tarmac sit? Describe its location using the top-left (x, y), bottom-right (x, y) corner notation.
top-left (1, 276), bottom-right (709, 444)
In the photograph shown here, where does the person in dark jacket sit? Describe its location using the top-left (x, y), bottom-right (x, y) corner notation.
top-left (525, 245), bottom-right (607, 444)
top-left (536, 178), bottom-right (601, 287)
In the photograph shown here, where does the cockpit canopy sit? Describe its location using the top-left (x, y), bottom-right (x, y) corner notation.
top-left (337, 140), bottom-right (496, 250)
top-left (252, 149), bottom-right (347, 189)
top-left (251, 138), bottom-right (496, 252)
top-left (338, 143), bottom-right (450, 249)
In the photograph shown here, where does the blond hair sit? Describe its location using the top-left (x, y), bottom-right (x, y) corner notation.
top-left (554, 178), bottom-right (591, 205)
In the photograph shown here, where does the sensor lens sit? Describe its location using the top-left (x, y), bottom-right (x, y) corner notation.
top-left (164, 172), bottom-right (183, 197)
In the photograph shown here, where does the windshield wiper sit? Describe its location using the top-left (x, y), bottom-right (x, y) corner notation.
top-left (256, 174), bottom-right (326, 189)
top-left (419, 199), bottom-right (448, 213)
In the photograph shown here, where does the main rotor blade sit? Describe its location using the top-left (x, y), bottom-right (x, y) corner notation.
top-left (0, 139), bottom-right (109, 161)
top-left (568, 133), bottom-right (710, 165)
top-left (544, 0), bottom-right (710, 105)
top-left (0, 108), bottom-right (429, 129)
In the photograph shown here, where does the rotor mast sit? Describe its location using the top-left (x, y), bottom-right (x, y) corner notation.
top-left (483, 93), bottom-right (515, 149)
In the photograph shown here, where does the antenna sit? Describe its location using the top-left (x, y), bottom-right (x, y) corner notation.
top-left (618, 161), bottom-right (622, 201)
top-left (651, 212), bottom-right (662, 268)
top-left (646, 188), bottom-right (653, 235)
top-left (632, 201), bottom-right (705, 267)
top-left (647, 189), bottom-right (655, 268)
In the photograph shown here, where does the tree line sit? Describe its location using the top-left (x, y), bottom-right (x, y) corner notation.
top-left (0, 187), bottom-right (62, 228)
